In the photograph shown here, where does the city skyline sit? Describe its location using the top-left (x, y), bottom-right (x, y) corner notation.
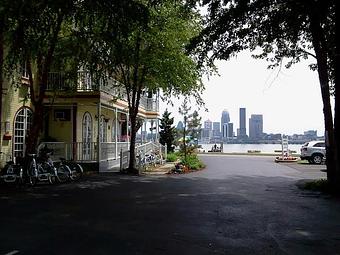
top-left (160, 50), bottom-right (327, 136)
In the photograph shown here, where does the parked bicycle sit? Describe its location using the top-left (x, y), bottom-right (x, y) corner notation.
top-left (0, 152), bottom-right (24, 186)
top-left (56, 158), bottom-right (83, 181)
top-left (26, 147), bottom-right (71, 186)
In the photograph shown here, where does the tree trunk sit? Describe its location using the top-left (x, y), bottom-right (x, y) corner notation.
top-left (25, 102), bottom-right (44, 154)
top-left (309, 13), bottom-right (338, 188)
top-left (128, 109), bottom-right (138, 173)
top-left (0, 17), bottom-right (4, 139)
top-left (334, 0), bottom-right (340, 191)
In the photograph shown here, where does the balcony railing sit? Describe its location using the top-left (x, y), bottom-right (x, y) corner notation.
top-left (47, 71), bottom-right (158, 112)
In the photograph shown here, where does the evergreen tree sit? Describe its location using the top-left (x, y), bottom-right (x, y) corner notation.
top-left (178, 98), bottom-right (192, 160)
top-left (187, 110), bottom-right (201, 146)
top-left (159, 109), bottom-right (176, 152)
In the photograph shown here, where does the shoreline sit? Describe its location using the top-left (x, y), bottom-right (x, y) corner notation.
top-left (197, 152), bottom-right (301, 157)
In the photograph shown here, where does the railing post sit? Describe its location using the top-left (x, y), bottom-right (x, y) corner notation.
top-left (119, 148), bottom-right (123, 171)
top-left (97, 102), bottom-right (101, 164)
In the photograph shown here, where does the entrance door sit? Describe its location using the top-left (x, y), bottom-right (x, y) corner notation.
top-left (13, 107), bottom-right (33, 157)
top-left (82, 112), bottom-right (92, 160)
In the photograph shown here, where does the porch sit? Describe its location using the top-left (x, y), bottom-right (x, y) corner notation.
top-left (38, 141), bottom-right (167, 172)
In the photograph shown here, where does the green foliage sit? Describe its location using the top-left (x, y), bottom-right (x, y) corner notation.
top-left (159, 109), bottom-right (176, 152)
top-left (180, 154), bottom-right (205, 170)
top-left (187, 110), bottom-right (201, 145)
top-left (166, 152), bottom-right (178, 162)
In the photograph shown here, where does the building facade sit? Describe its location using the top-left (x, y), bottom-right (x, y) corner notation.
top-left (249, 114), bottom-right (263, 139)
top-left (238, 108), bottom-right (247, 138)
top-left (0, 70), bottom-right (160, 171)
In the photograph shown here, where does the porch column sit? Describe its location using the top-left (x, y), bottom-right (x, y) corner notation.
top-left (97, 102), bottom-right (101, 163)
top-left (156, 118), bottom-right (159, 142)
top-left (115, 108), bottom-right (118, 159)
top-left (144, 121), bottom-right (147, 143)
top-left (126, 112), bottom-right (129, 150)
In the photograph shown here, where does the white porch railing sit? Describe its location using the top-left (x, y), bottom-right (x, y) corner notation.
top-left (38, 141), bottom-right (165, 172)
top-left (38, 141), bottom-right (129, 163)
top-left (38, 142), bottom-right (98, 162)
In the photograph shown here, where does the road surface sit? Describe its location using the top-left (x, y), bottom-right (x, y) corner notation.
top-left (0, 155), bottom-right (339, 255)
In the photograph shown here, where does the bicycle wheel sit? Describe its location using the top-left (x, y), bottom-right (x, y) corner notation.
top-left (69, 163), bottom-right (83, 181)
top-left (27, 161), bottom-right (37, 186)
top-left (56, 165), bottom-right (71, 183)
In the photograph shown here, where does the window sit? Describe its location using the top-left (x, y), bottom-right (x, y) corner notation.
top-left (314, 142), bottom-right (325, 148)
top-left (82, 112), bottom-right (92, 160)
top-left (13, 107), bottom-right (33, 157)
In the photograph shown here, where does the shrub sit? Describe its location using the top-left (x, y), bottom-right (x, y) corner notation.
top-left (181, 154), bottom-right (205, 170)
top-left (166, 153), bottom-right (178, 162)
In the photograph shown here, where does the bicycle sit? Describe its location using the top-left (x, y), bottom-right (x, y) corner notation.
top-left (56, 158), bottom-right (83, 181)
top-left (0, 152), bottom-right (24, 186)
top-left (39, 147), bottom-right (71, 184)
top-left (26, 147), bottom-right (71, 186)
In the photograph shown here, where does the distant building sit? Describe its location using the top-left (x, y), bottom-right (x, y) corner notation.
top-left (221, 110), bottom-right (230, 133)
top-left (238, 108), bottom-right (247, 138)
top-left (304, 130), bottom-right (317, 140)
top-left (204, 119), bottom-right (212, 130)
top-left (176, 121), bottom-right (184, 130)
top-left (249, 114), bottom-right (263, 139)
top-left (202, 119), bottom-right (213, 140)
top-left (227, 122), bottom-right (234, 138)
top-left (212, 122), bottom-right (221, 138)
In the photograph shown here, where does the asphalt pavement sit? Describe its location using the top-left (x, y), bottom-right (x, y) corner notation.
top-left (0, 155), bottom-right (339, 255)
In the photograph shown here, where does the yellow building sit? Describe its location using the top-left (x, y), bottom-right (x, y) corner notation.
top-left (0, 69), bottom-right (161, 171)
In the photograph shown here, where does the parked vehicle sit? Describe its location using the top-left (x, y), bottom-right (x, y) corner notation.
top-left (0, 152), bottom-right (24, 185)
top-left (300, 141), bottom-right (326, 164)
top-left (55, 158), bottom-right (83, 181)
top-left (26, 147), bottom-right (71, 186)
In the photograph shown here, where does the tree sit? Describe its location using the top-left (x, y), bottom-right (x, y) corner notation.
top-left (92, 1), bottom-right (205, 173)
top-left (2, 0), bottom-right (148, 156)
top-left (159, 109), bottom-right (176, 152)
top-left (187, 110), bottom-right (202, 146)
top-left (179, 97), bottom-right (192, 161)
top-left (190, 0), bottom-right (340, 190)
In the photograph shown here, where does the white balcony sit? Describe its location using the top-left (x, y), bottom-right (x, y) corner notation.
top-left (47, 71), bottom-right (159, 112)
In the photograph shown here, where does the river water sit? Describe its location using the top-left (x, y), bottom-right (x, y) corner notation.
top-left (199, 143), bottom-right (302, 154)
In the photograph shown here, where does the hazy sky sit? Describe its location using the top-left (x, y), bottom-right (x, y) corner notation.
top-left (160, 50), bottom-right (330, 136)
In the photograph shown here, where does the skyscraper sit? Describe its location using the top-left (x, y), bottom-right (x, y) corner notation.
top-left (221, 110), bottom-right (230, 141)
top-left (221, 110), bottom-right (230, 132)
top-left (239, 108), bottom-right (247, 138)
top-left (202, 119), bottom-right (213, 141)
top-left (249, 114), bottom-right (263, 139)
top-left (212, 122), bottom-right (221, 138)
top-left (204, 119), bottom-right (212, 130)
top-left (227, 122), bottom-right (234, 138)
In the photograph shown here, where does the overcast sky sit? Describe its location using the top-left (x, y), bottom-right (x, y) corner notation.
top-left (160, 50), bottom-right (331, 136)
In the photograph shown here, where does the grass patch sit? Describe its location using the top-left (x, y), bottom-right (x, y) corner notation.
top-left (302, 179), bottom-right (330, 192)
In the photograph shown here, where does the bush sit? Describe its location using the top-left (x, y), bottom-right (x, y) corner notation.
top-left (181, 154), bottom-right (205, 170)
top-left (166, 153), bottom-right (178, 162)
